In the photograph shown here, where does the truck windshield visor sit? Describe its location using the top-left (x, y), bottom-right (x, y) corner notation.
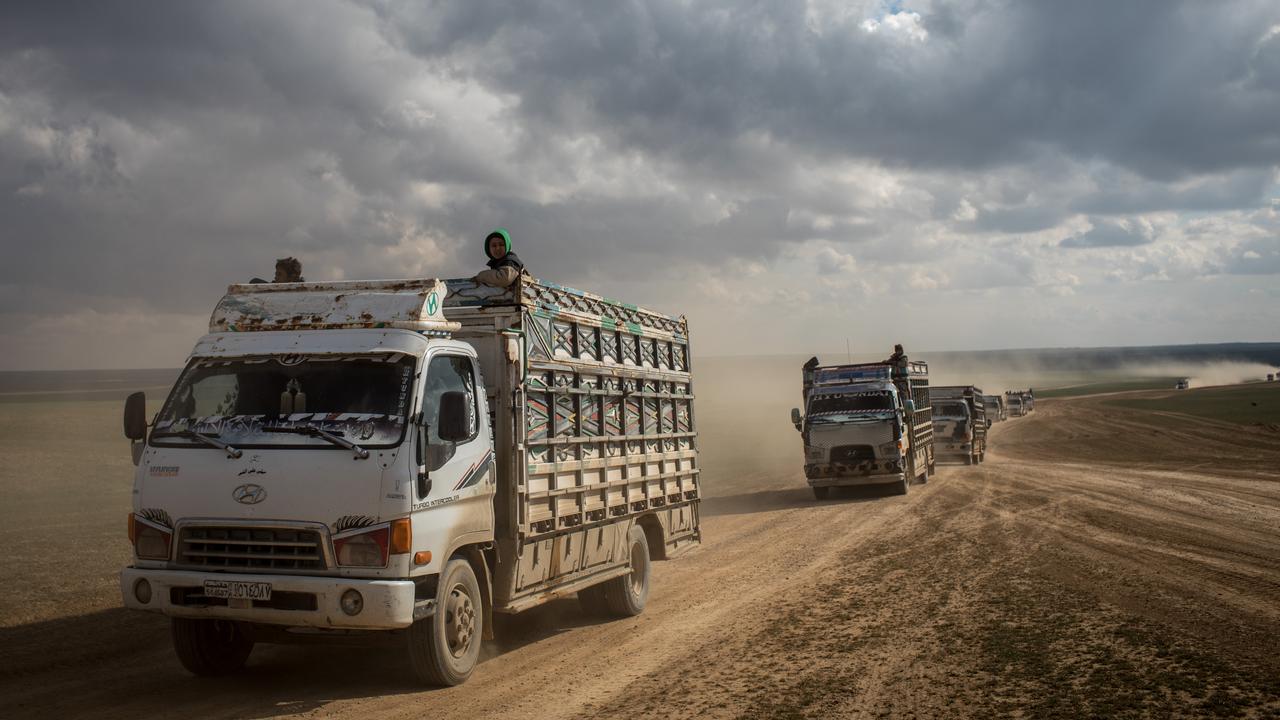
top-left (934, 401), bottom-right (969, 419)
top-left (808, 391), bottom-right (895, 420)
top-left (152, 353), bottom-right (416, 449)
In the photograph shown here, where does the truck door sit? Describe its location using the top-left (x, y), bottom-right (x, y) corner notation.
top-left (418, 353), bottom-right (496, 533)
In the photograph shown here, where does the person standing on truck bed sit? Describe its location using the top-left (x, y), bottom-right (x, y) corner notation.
top-left (887, 344), bottom-right (908, 375)
top-left (474, 228), bottom-right (525, 288)
top-left (249, 257), bottom-right (304, 284)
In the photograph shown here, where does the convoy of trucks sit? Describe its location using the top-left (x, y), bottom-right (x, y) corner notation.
top-left (120, 276), bottom-right (700, 685)
top-left (117, 267), bottom-right (1055, 684)
top-left (791, 359), bottom-right (935, 498)
top-left (930, 386), bottom-right (988, 465)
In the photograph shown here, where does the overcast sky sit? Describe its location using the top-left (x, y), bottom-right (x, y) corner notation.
top-left (2, 0), bottom-right (1278, 370)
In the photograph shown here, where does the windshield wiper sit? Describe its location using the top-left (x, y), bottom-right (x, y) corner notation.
top-left (150, 429), bottom-right (243, 459)
top-left (261, 425), bottom-right (370, 460)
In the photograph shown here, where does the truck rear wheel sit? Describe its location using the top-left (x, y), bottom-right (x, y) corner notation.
top-left (812, 486), bottom-right (830, 500)
top-left (600, 525), bottom-right (650, 617)
top-left (408, 557), bottom-right (483, 686)
top-left (170, 618), bottom-right (253, 676)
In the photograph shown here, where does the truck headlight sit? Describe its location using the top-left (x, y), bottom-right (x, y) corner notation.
top-left (879, 442), bottom-right (900, 456)
top-left (334, 527), bottom-right (390, 567)
top-left (806, 447), bottom-right (824, 460)
top-left (129, 514), bottom-right (172, 560)
top-left (333, 519), bottom-right (411, 568)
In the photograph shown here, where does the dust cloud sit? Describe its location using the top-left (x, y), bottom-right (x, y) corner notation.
top-left (1129, 361), bottom-right (1279, 388)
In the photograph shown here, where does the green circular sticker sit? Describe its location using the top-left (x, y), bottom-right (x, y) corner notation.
top-left (426, 291), bottom-right (439, 315)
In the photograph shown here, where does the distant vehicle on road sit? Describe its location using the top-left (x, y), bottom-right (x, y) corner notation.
top-left (1175, 378), bottom-right (1190, 390)
top-left (1005, 391), bottom-right (1026, 417)
top-left (932, 386), bottom-right (988, 465)
top-left (981, 393), bottom-right (1004, 423)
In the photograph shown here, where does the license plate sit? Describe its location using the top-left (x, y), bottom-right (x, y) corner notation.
top-left (204, 580), bottom-right (272, 601)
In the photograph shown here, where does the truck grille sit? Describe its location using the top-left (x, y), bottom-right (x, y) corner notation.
top-left (830, 445), bottom-right (875, 463)
top-left (177, 526), bottom-right (326, 571)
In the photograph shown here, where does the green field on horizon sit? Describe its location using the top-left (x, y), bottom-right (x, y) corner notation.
top-left (1106, 383), bottom-right (1280, 426)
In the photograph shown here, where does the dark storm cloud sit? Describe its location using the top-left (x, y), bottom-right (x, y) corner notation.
top-left (1, 0), bottom-right (1279, 368)
top-left (379, 0), bottom-right (1280, 178)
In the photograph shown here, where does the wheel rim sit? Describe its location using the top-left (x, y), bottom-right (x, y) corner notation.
top-left (443, 583), bottom-right (477, 659)
top-left (628, 540), bottom-right (646, 596)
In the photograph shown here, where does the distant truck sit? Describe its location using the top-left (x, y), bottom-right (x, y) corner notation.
top-left (1006, 389), bottom-right (1034, 415)
top-left (119, 277), bottom-right (701, 686)
top-left (980, 393), bottom-right (1004, 423)
top-left (1005, 392), bottom-right (1026, 417)
top-left (1175, 378), bottom-right (1190, 390)
top-left (931, 386), bottom-right (988, 465)
top-left (791, 359), bottom-right (934, 498)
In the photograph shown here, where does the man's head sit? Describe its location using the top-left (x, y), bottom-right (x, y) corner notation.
top-left (274, 257), bottom-right (303, 283)
top-left (894, 344), bottom-right (904, 354)
top-left (485, 228), bottom-right (512, 260)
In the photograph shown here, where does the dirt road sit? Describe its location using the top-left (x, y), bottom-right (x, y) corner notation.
top-left (3, 392), bottom-right (1279, 719)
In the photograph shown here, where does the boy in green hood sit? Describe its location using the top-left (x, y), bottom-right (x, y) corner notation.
top-left (474, 228), bottom-right (525, 288)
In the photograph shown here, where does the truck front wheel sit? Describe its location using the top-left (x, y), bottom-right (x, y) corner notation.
top-left (408, 557), bottom-right (483, 686)
top-left (170, 618), bottom-right (253, 676)
top-left (601, 525), bottom-right (650, 617)
top-left (812, 486), bottom-right (830, 500)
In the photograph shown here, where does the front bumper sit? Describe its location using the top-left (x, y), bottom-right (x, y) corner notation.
top-left (806, 460), bottom-right (904, 487)
top-left (120, 567), bottom-right (417, 630)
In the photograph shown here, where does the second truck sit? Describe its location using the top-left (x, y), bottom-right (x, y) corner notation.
top-left (791, 358), bottom-right (934, 498)
top-left (931, 385), bottom-right (988, 464)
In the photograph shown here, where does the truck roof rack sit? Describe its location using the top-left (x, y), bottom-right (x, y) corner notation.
top-left (444, 276), bottom-right (688, 339)
top-left (812, 360), bottom-right (929, 385)
top-left (210, 278), bottom-right (460, 334)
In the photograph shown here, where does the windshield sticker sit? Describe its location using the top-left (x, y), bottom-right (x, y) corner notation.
top-left (149, 465), bottom-right (180, 477)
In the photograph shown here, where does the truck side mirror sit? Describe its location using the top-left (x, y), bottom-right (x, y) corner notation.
top-left (124, 392), bottom-right (147, 440)
top-left (904, 399), bottom-right (916, 413)
top-left (790, 408), bottom-right (802, 425)
top-left (438, 391), bottom-right (471, 442)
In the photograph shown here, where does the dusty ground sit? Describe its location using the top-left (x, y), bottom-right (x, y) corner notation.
top-left (2, 384), bottom-right (1279, 719)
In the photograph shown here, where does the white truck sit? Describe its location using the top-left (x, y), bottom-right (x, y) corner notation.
top-left (791, 360), bottom-right (934, 498)
top-left (931, 386), bottom-right (988, 465)
top-left (120, 277), bottom-right (701, 685)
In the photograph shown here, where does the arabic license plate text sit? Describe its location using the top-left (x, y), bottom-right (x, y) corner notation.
top-left (203, 580), bottom-right (272, 601)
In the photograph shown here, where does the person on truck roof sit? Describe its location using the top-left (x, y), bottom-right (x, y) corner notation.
top-left (802, 356), bottom-right (820, 402)
top-left (249, 257), bottom-right (304, 284)
top-left (474, 228), bottom-right (525, 288)
top-left (887, 344), bottom-right (908, 375)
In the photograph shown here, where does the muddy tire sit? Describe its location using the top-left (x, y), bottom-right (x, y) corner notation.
top-left (408, 557), bottom-right (483, 686)
top-left (599, 525), bottom-right (650, 617)
top-left (171, 618), bottom-right (253, 676)
top-left (894, 476), bottom-right (909, 495)
top-left (964, 454), bottom-right (974, 465)
top-left (812, 486), bottom-right (830, 500)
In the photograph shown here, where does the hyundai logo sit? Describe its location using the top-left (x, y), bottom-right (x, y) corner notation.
top-left (232, 483), bottom-right (267, 505)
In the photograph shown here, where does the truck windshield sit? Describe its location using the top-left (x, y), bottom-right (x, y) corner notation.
top-left (152, 353), bottom-right (416, 449)
top-left (934, 401), bottom-right (969, 419)
top-left (808, 391), bottom-right (895, 420)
